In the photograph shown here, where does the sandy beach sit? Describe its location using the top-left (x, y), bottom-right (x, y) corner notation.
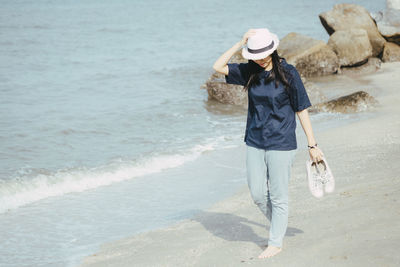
top-left (79, 62), bottom-right (400, 267)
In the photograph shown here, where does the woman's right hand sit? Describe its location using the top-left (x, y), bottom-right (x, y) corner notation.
top-left (213, 29), bottom-right (257, 75)
top-left (240, 29), bottom-right (257, 46)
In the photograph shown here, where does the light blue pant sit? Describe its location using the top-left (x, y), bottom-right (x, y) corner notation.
top-left (246, 145), bottom-right (297, 247)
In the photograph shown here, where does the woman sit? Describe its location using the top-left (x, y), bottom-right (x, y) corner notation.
top-left (212, 28), bottom-right (324, 258)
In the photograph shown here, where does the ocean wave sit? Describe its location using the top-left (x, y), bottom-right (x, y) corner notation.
top-left (0, 141), bottom-right (226, 214)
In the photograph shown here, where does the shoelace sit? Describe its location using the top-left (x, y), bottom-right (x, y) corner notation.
top-left (315, 162), bottom-right (331, 185)
top-left (318, 163), bottom-right (331, 184)
top-left (319, 172), bottom-right (332, 184)
top-left (311, 173), bottom-right (324, 189)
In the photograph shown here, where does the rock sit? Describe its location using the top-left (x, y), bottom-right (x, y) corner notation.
top-left (328, 29), bottom-right (373, 66)
top-left (375, 0), bottom-right (400, 45)
top-left (205, 72), bottom-right (248, 106)
top-left (278, 32), bottom-right (339, 77)
top-left (319, 4), bottom-right (386, 57)
top-left (309, 91), bottom-right (378, 113)
top-left (382, 41), bottom-right (400, 61)
top-left (340, 58), bottom-right (381, 75)
top-left (204, 50), bottom-right (248, 106)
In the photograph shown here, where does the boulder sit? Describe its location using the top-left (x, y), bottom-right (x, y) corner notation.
top-left (309, 91), bottom-right (378, 113)
top-left (340, 58), bottom-right (381, 75)
top-left (277, 32), bottom-right (339, 77)
top-left (374, 0), bottom-right (400, 45)
top-left (205, 72), bottom-right (247, 106)
top-left (382, 41), bottom-right (400, 61)
top-left (328, 29), bottom-right (373, 66)
top-left (319, 4), bottom-right (386, 57)
top-left (203, 50), bottom-right (248, 106)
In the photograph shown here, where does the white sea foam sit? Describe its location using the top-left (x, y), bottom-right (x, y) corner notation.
top-left (0, 140), bottom-right (227, 214)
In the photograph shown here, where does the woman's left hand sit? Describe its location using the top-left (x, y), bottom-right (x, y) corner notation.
top-left (309, 147), bottom-right (324, 163)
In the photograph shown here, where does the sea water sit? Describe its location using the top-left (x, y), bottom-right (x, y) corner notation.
top-left (0, 0), bottom-right (384, 266)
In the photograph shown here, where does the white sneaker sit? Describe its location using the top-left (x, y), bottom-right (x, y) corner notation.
top-left (318, 157), bottom-right (335, 193)
top-left (306, 160), bottom-right (324, 198)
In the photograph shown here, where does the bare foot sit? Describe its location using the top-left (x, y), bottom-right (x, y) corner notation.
top-left (258, 245), bottom-right (282, 259)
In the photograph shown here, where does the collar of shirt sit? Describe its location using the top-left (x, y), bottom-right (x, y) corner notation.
top-left (257, 58), bottom-right (289, 77)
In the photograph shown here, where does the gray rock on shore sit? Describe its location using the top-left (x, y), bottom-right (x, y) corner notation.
top-left (309, 91), bottom-right (378, 113)
top-left (203, 50), bottom-right (248, 106)
top-left (277, 32), bottom-right (339, 77)
top-left (205, 72), bottom-right (248, 106)
top-left (340, 58), bottom-right (381, 75)
top-left (328, 29), bottom-right (372, 66)
top-left (319, 3), bottom-right (386, 57)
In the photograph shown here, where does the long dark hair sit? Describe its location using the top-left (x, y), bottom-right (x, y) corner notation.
top-left (244, 50), bottom-right (292, 92)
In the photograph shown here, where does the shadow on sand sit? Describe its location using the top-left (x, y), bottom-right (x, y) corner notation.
top-left (191, 210), bottom-right (303, 248)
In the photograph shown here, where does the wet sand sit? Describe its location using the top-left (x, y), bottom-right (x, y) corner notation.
top-left (79, 62), bottom-right (400, 267)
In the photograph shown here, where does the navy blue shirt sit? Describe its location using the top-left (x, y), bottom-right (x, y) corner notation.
top-left (225, 59), bottom-right (311, 150)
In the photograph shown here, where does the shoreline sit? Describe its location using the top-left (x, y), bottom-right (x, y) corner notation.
top-left (79, 63), bottom-right (400, 267)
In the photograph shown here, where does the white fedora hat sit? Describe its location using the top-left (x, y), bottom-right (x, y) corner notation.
top-left (242, 28), bottom-right (279, 60)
